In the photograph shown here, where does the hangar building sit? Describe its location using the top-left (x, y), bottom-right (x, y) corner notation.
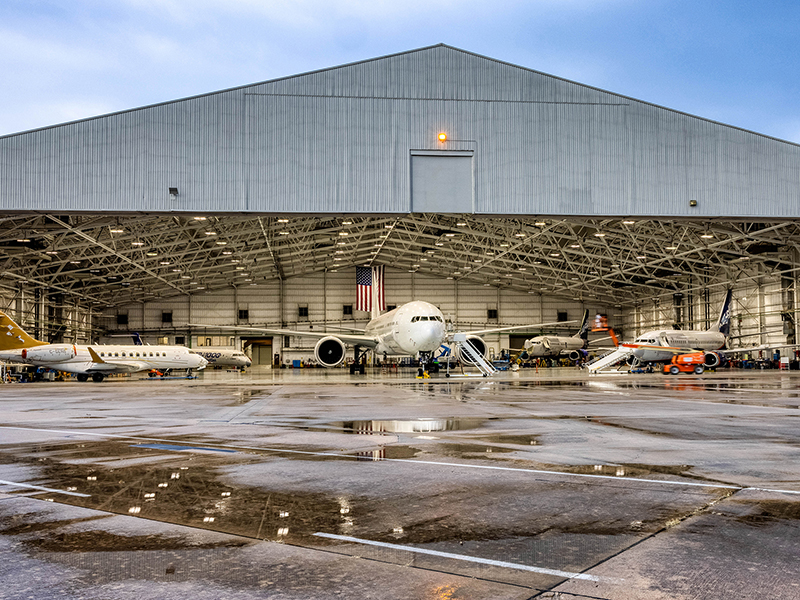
top-left (1, 44), bottom-right (799, 365)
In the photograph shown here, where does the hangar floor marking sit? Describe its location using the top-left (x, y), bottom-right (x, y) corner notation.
top-left (313, 532), bottom-right (606, 582)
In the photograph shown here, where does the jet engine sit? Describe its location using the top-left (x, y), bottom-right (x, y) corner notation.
top-left (703, 352), bottom-right (726, 368)
top-left (314, 336), bottom-right (346, 367)
top-left (21, 345), bottom-right (76, 363)
top-left (568, 349), bottom-right (588, 361)
top-left (453, 335), bottom-right (488, 365)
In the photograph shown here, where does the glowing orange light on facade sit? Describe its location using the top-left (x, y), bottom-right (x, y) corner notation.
top-left (437, 132), bottom-right (447, 142)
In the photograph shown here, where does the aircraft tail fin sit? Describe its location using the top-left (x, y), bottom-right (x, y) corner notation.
top-left (0, 311), bottom-right (48, 350)
top-left (573, 309), bottom-right (590, 342)
top-left (712, 289), bottom-right (733, 337)
top-left (131, 332), bottom-right (143, 345)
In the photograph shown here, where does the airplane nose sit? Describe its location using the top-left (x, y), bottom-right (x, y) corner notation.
top-left (420, 323), bottom-right (444, 350)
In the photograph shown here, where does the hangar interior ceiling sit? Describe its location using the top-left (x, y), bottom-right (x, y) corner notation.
top-left (1, 212), bottom-right (797, 311)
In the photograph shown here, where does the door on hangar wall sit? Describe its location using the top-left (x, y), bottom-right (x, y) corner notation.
top-left (243, 338), bottom-right (272, 367)
top-left (410, 150), bottom-right (474, 213)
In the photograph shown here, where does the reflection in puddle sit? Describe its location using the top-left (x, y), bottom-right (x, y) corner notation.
top-left (22, 461), bottom-right (352, 545)
top-left (732, 499), bottom-right (800, 526)
top-left (438, 443), bottom-right (515, 457)
top-left (311, 418), bottom-right (484, 435)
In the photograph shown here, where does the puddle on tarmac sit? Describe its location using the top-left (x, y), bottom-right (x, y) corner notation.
top-left (7, 460), bottom-right (352, 546)
top-left (23, 530), bottom-right (250, 553)
top-left (308, 418), bottom-right (485, 435)
top-left (732, 499), bottom-right (800, 526)
top-left (437, 443), bottom-right (514, 456)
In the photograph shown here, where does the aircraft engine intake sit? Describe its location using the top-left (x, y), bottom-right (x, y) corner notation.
top-left (314, 336), bottom-right (346, 367)
top-left (21, 345), bottom-right (76, 363)
top-left (703, 351), bottom-right (725, 368)
top-left (454, 335), bottom-right (488, 365)
top-left (568, 349), bottom-right (588, 361)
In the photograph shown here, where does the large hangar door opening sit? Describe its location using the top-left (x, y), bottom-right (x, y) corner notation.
top-left (411, 151), bottom-right (474, 213)
top-left (244, 338), bottom-right (273, 368)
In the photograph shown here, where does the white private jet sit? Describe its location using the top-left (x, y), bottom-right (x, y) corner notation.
top-left (190, 347), bottom-right (252, 369)
top-left (0, 310), bottom-right (207, 382)
top-left (189, 300), bottom-right (570, 374)
top-left (520, 310), bottom-right (591, 361)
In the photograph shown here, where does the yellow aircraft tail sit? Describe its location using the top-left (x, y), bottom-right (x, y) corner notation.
top-left (0, 310), bottom-right (48, 350)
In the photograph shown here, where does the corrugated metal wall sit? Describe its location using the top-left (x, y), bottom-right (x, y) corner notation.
top-left (2, 45), bottom-right (799, 216)
top-left (99, 267), bottom-right (611, 350)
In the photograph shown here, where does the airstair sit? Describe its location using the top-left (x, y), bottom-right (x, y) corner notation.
top-left (448, 333), bottom-right (497, 377)
top-left (585, 347), bottom-right (634, 373)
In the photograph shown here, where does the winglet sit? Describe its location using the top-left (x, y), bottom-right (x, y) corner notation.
top-left (88, 347), bottom-right (106, 363)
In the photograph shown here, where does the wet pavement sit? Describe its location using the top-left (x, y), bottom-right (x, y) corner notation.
top-left (1, 367), bottom-right (799, 598)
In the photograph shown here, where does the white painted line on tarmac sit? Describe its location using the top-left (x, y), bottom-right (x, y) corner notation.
top-left (4, 425), bottom-right (800, 496)
top-left (313, 532), bottom-right (604, 581)
top-left (0, 479), bottom-right (91, 497)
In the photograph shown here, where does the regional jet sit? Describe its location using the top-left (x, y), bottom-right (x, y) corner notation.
top-left (621, 290), bottom-right (732, 368)
top-left (0, 311), bottom-right (207, 382)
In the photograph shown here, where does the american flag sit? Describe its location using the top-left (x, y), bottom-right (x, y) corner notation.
top-left (355, 266), bottom-right (386, 312)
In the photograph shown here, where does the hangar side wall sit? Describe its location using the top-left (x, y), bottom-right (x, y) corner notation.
top-left (2, 45), bottom-right (799, 217)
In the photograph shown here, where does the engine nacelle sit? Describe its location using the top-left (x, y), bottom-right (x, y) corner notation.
top-left (21, 344), bottom-right (76, 363)
top-left (454, 335), bottom-right (488, 366)
top-left (568, 349), bottom-right (588, 361)
top-left (703, 351), bottom-right (726, 368)
top-left (314, 336), bottom-right (346, 367)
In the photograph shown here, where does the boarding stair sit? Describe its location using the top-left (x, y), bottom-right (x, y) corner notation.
top-left (585, 347), bottom-right (634, 373)
top-left (449, 333), bottom-right (497, 377)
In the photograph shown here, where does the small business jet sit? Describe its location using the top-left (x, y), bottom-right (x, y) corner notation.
top-left (190, 347), bottom-right (252, 369)
top-left (189, 300), bottom-right (569, 374)
top-left (0, 311), bottom-right (207, 382)
top-left (520, 310), bottom-right (591, 361)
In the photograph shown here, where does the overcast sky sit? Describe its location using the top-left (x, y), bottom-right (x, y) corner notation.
top-left (2, 0), bottom-right (799, 141)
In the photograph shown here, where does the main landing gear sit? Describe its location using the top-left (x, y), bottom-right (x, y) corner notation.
top-left (76, 373), bottom-right (104, 382)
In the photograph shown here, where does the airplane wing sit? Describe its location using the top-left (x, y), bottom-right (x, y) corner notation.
top-left (620, 343), bottom-right (699, 354)
top-left (185, 324), bottom-right (379, 348)
top-left (723, 343), bottom-right (800, 354)
top-left (86, 348), bottom-right (149, 373)
top-left (460, 320), bottom-right (577, 336)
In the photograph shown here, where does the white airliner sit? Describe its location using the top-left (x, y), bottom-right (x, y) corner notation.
top-left (0, 310), bottom-right (207, 382)
top-left (622, 290), bottom-right (732, 367)
top-left (521, 310), bottom-right (591, 360)
top-left (190, 347), bottom-right (252, 369)
top-left (189, 300), bottom-right (568, 374)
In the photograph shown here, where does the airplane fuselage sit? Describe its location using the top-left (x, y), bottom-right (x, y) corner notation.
top-left (191, 347), bottom-right (252, 368)
top-left (0, 343), bottom-right (207, 374)
top-left (364, 300), bottom-right (446, 356)
top-left (524, 335), bottom-right (584, 358)
top-left (629, 329), bottom-right (726, 362)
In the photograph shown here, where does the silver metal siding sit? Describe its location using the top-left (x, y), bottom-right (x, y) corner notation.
top-left (2, 45), bottom-right (799, 216)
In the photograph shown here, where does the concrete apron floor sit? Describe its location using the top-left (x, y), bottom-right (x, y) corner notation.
top-left (0, 368), bottom-right (799, 599)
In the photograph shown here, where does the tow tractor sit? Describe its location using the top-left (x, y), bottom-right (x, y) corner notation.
top-left (663, 352), bottom-right (705, 375)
